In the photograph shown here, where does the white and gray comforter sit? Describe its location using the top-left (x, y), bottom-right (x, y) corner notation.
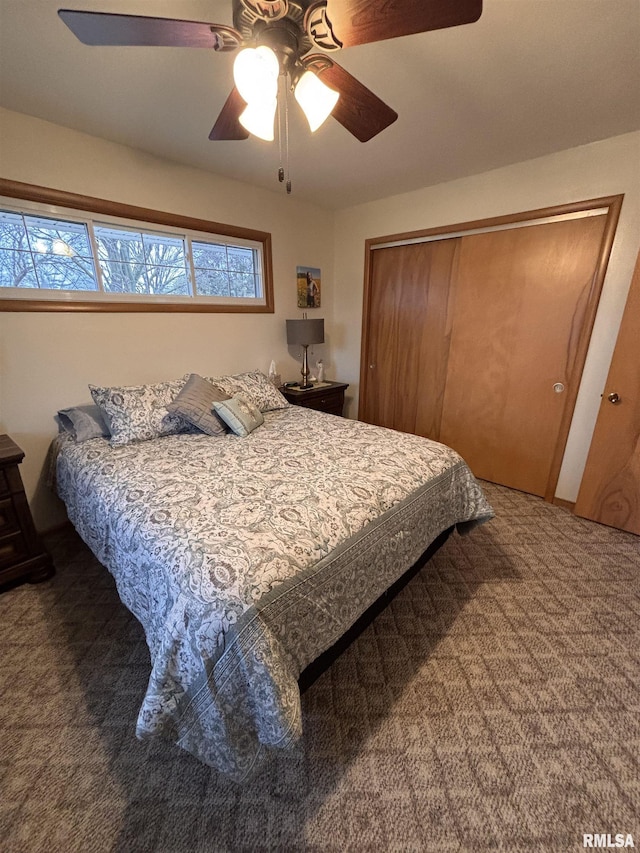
top-left (56, 405), bottom-right (493, 779)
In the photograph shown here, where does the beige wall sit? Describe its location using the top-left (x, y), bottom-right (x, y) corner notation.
top-left (0, 108), bottom-right (335, 528)
top-left (332, 131), bottom-right (640, 503)
top-left (2, 107), bottom-right (638, 526)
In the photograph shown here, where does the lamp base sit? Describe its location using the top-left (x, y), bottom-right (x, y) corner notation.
top-left (300, 344), bottom-right (311, 388)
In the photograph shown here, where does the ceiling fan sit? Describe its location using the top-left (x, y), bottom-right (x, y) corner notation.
top-left (59, 0), bottom-right (482, 189)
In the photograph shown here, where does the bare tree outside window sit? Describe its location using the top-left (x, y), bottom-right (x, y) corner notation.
top-left (192, 241), bottom-right (260, 298)
top-left (0, 211), bottom-right (97, 290)
top-left (95, 226), bottom-right (190, 296)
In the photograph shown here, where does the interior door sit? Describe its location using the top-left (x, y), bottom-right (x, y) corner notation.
top-left (439, 213), bottom-right (608, 496)
top-left (363, 238), bottom-right (459, 436)
top-left (574, 249), bottom-right (640, 534)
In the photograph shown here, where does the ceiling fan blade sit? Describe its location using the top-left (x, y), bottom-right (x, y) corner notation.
top-left (58, 10), bottom-right (242, 50)
top-left (322, 0), bottom-right (482, 48)
top-left (305, 56), bottom-right (397, 142)
top-left (209, 89), bottom-right (250, 141)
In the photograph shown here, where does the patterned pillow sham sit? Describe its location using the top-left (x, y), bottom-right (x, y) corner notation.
top-left (213, 395), bottom-right (264, 437)
top-left (90, 379), bottom-right (192, 447)
top-left (166, 373), bottom-right (230, 436)
top-left (204, 370), bottom-right (289, 413)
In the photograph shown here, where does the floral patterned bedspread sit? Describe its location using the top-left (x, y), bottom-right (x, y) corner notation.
top-left (56, 406), bottom-right (493, 779)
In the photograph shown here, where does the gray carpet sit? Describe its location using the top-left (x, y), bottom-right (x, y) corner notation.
top-left (1, 482), bottom-right (638, 852)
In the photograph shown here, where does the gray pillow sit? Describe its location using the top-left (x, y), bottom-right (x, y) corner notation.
top-left (166, 373), bottom-right (230, 436)
top-left (57, 404), bottom-right (110, 442)
top-left (213, 396), bottom-right (264, 437)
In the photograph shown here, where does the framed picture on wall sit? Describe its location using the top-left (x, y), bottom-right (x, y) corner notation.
top-left (297, 266), bottom-right (321, 308)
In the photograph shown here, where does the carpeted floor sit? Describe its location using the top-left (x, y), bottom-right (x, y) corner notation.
top-left (0, 482), bottom-right (638, 852)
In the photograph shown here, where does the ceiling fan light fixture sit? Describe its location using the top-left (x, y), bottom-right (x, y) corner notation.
top-left (239, 99), bottom-right (277, 141)
top-left (294, 70), bottom-right (339, 132)
top-left (233, 45), bottom-right (280, 104)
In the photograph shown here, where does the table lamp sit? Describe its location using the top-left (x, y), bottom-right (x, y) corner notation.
top-left (286, 316), bottom-right (324, 388)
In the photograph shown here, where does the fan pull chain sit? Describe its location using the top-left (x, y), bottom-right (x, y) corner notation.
top-left (284, 76), bottom-right (291, 194)
top-left (277, 76), bottom-right (284, 184)
top-left (275, 73), bottom-right (291, 194)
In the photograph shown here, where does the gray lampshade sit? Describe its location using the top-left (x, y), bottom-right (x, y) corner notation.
top-left (286, 318), bottom-right (324, 346)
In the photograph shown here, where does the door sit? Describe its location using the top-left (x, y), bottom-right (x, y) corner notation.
top-left (360, 198), bottom-right (622, 499)
top-left (574, 249), bottom-right (640, 534)
top-left (438, 214), bottom-right (608, 497)
top-left (363, 238), bottom-right (459, 436)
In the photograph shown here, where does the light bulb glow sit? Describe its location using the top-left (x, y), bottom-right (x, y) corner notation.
top-left (52, 239), bottom-right (74, 257)
top-left (294, 71), bottom-right (339, 132)
top-left (239, 99), bottom-right (277, 141)
top-left (233, 46), bottom-right (279, 104)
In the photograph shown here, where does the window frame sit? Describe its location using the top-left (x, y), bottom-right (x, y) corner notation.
top-left (0, 179), bottom-right (274, 313)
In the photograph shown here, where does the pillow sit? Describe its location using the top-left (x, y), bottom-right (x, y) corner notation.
top-left (166, 373), bottom-right (230, 436)
top-left (57, 404), bottom-right (110, 442)
top-left (213, 396), bottom-right (264, 437)
top-left (90, 379), bottom-right (192, 447)
top-left (205, 370), bottom-right (289, 413)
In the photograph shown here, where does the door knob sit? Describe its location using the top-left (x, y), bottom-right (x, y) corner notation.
top-left (553, 382), bottom-right (565, 393)
top-left (607, 392), bottom-right (621, 404)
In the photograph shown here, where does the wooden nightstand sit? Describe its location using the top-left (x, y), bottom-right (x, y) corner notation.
top-left (0, 435), bottom-right (54, 589)
top-left (280, 381), bottom-right (349, 416)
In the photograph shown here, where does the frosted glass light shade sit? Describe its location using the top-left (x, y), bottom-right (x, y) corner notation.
top-left (233, 46), bottom-right (279, 104)
top-left (294, 71), bottom-right (339, 132)
top-left (239, 99), bottom-right (277, 141)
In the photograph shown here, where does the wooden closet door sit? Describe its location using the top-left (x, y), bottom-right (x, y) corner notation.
top-left (439, 214), bottom-right (608, 496)
top-left (574, 249), bottom-right (640, 534)
top-left (363, 238), bottom-right (459, 436)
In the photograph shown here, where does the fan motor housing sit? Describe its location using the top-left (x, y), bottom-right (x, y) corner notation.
top-left (234, 0), bottom-right (313, 58)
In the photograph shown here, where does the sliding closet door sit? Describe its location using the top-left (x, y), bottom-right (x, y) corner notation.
top-left (363, 238), bottom-right (459, 435)
top-left (361, 199), bottom-right (621, 499)
top-left (439, 214), bottom-right (608, 496)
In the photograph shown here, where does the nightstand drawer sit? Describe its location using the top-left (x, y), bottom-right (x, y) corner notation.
top-left (0, 531), bottom-right (29, 569)
top-left (304, 394), bottom-right (343, 415)
top-left (0, 498), bottom-right (19, 537)
top-left (0, 469), bottom-right (9, 497)
top-left (281, 382), bottom-right (349, 417)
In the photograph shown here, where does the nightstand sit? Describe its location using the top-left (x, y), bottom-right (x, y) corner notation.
top-left (0, 435), bottom-right (54, 589)
top-left (280, 381), bottom-right (349, 416)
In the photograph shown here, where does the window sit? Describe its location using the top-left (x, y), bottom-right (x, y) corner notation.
top-left (93, 225), bottom-right (189, 297)
top-left (0, 181), bottom-right (273, 313)
top-left (0, 210), bottom-right (97, 292)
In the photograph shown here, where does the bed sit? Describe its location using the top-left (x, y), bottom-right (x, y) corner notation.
top-left (53, 373), bottom-right (493, 780)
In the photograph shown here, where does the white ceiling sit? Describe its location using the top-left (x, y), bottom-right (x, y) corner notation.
top-left (1, 1), bottom-right (639, 209)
